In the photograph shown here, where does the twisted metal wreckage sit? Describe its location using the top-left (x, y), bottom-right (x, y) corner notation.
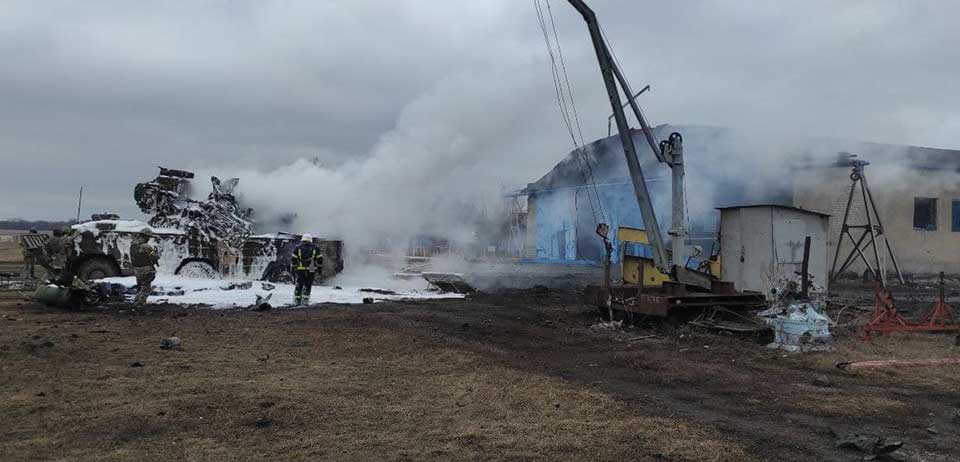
top-left (134, 168), bottom-right (254, 251)
top-left (35, 167), bottom-right (344, 307)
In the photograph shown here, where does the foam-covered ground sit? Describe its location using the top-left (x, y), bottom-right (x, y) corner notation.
top-left (98, 275), bottom-right (463, 308)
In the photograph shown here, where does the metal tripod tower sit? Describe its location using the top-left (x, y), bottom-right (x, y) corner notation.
top-left (828, 154), bottom-right (905, 286)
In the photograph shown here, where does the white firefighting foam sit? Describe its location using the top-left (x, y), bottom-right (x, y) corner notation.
top-left (98, 275), bottom-right (463, 308)
top-left (71, 220), bottom-right (183, 236)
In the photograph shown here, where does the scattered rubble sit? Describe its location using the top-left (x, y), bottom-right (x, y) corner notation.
top-left (160, 337), bottom-right (182, 350)
top-left (222, 282), bottom-right (254, 291)
top-left (253, 417), bottom-right (273, 428)
top-left (254, 293), bottom-right (273, 311)
top-left (360, 288), bottom-right (397, 295)
top-left (812, 375), bottom-right (834, 388)
top-left (834, 432), bottom-right (903, 459)
top-left (590, 320), bottom-right (623, 330)
top-left (422, 272), bottom-right (476, 294)
top-left (760, 301), bottom-right (833, 352)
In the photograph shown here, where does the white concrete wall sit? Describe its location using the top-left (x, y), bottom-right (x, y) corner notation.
top-left (794, 166), bottom-right (960, 276)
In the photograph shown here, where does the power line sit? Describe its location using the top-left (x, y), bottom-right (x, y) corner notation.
top-left (534, 0), bottom-right (606, 226)
top-left (545, 0), bottom-right (607, 223)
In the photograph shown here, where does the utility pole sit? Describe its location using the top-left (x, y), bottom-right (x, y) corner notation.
top-left (565, 0), bottom-right (671, 273)
top-left (662, 133), bottom-right (686, 267)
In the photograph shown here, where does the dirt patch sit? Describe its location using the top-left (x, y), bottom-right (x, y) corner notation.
top-left (0, 289), bottom-right (957, 461)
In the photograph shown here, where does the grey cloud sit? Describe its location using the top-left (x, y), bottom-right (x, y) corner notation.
top-left (0, 0), bottom-right (957, 221)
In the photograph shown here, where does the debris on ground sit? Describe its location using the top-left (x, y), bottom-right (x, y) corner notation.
top-left (222, 282), bottom-right (254, 291)
top-left (160, 336), bottom-right (182, 350)
top-left (760, 301), bottom-right (833, 352)
top-left (837, 358), bottom-right (960, 370)
top-left (812, 375), bottom-right (834, 388)
top-left (360, 288), bottom-right (397, 295)
top-left (253, 417), bottom-right (273, 428)
top-left (626, 334), bottom-right (657, 342)
top-left (253, 293), bottom-right (273, 311)
top-left (130, 361), bottom-right (144, 368)
top-left (833, 432), bottom-right (903, 459)
top-left (688, 306), bottom-right (770, 338)
top-left (422, 272), bottom-right (476, 294)
top-left (590, 320), bottom-right (623, 330)
top-left (33, 278), bottom-right (119, 309)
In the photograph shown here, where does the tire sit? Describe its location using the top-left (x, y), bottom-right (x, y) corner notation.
top-left (176, 260), bottom-right (220, 279)
top-left (263, 263), bottom-right (294, 284)
top-left (76, 257), bottom-right (120, 281)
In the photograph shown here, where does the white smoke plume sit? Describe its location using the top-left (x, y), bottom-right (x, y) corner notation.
top-left (197, 69), bottom-right (566, 258)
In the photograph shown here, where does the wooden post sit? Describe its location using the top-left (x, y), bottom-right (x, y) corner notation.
top-left (75, 186), bottom-right (83, 224)
top-left (602, 239), bottom-right (613, 321)
top-left (801, 236), bottom-right (811, 300)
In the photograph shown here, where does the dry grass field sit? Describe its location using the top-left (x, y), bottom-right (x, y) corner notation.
top-left (1, 288), bottom-right (958, 461)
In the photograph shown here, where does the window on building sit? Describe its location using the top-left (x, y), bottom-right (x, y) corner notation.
top-left (952, 200), bottom-right (960, 232)
top-left (913, 197), bottom-right (937, 231)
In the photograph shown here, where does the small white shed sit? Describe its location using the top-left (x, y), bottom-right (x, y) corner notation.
top-left (718, 204), bottom-right (830, 297)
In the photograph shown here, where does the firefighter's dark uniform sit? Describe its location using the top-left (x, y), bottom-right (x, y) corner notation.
top-left (291, 241), bottom-right (323, 306)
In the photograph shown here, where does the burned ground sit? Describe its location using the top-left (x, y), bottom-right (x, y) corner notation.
top-left (1, 288), bottom-right (958, 461)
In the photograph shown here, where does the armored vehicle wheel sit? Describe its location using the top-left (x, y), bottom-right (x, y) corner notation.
top-left (76, 257), bottom-right (119, 281)
top-left (176, 260), bottom-right (220, 279)
top-left (263, 263), bottom-right (294, 284)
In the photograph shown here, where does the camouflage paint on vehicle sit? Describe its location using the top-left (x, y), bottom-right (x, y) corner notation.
top-left (67, 221), bottom-right (343, 282)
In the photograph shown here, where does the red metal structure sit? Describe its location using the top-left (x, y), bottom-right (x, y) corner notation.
top-left (862, 272), bottom-right (960, 339)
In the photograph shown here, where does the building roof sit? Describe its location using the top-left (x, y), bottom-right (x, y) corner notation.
top-left (716, 204), bottom-right (831, 218)
top-left (523, 124), bottom-right (960, 195)
top-left (521, 126), bottom-right (675, 194)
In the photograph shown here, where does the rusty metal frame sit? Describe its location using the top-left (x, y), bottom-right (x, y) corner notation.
top-left (862, 274), bottom-right (960, 339)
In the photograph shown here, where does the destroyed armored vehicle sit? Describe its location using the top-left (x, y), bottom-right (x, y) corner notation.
top-left (65, 167), bottom-right (344, 283)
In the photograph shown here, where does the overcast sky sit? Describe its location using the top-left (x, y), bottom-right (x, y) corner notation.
top-left (1, 0), bottom-right (958, 220)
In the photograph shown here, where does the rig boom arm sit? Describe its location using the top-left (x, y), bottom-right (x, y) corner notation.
top-left (565, 0), bottom-right (671, 272)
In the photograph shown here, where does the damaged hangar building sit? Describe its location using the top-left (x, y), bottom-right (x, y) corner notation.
top-left (516, 124), bottom-right (960, 279)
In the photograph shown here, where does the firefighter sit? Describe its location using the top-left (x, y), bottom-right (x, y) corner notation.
top-left (291, 233), bottom-right (323, 306)
top-left (130, 228), bottom-right (160, 305)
